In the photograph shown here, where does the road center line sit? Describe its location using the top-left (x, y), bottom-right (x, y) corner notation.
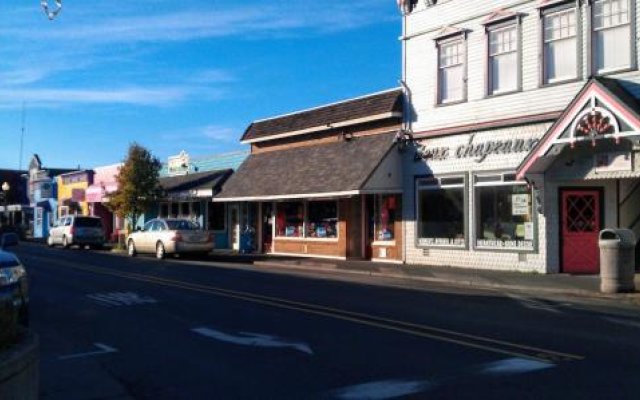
top-left (27, 253), bottom-right (585, 363)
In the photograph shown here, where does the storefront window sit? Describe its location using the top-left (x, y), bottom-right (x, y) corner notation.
top-left (374, 195), bottom-right (399, 241)
top-left (170, 203), bottom-right (179, 218)
top-left (159, 203), bottom-right (169, 218)
top-left (180, 202), bottom-right (190, 217)
top-left (276, 202), bottom-right (304, 238)
top-left (207, 202), bottom-right (226, 231)
top-left (307, 201), bottom-right (338, 238)
top-left (475, 174), bottom-right (534, 250)
top-left (417, 177), bottom-right (466, 247)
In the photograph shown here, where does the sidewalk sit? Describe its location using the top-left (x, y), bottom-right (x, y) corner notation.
top-left (207, 252), bottom-right (640, 303)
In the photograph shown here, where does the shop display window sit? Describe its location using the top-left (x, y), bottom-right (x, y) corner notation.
top-left (208, 202), bottom-right (226, 231)
top-left (475, 174), bottom-right (534, 250)
top-left (306, 201), bottom-right (338, 238)
top-left (374, 195), bottom-right (399, 241)
top-left (417, 177), bottom-right (466, 247)
top-left (276, 202), bottom-right (304, 238)
top-left (159, 203), bottom-right (169, 218)
top-left (180, 202), bottom-right (190, 217)
top-left (170, 203), bottom-right (179, 218)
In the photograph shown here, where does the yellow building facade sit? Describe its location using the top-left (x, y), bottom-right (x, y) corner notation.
top-left (57, 170), bottom-right (94, 218)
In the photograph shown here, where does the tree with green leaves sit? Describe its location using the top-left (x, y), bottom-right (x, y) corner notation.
top-left (108, 143), bottom-right (162, 230)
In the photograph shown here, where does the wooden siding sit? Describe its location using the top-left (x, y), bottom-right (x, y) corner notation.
top-left (404, 0), bottom-right (640, 133)
top-left (250, 120), bottom-right (401, 154)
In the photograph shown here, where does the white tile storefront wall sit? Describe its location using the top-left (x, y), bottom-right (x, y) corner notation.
top-left (403, 123), bottom-right (551, 272)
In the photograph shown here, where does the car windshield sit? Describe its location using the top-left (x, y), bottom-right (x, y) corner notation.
top-left (74, 218), bottom-right (103, 228)
top-left (166, 220), bottom-right (199, 231)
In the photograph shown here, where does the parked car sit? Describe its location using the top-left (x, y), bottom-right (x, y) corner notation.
top-left (47, 215), bottom-right (105, 249)
top-left (0, 233), bottom-right (28, 328)
top-left (126, 218), bottom-right (214, 259)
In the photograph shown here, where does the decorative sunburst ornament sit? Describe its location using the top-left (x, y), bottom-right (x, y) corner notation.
top-left (574, 109), bottom-right (614, 147)
top-left (41, 0), bottom-right (62, 20)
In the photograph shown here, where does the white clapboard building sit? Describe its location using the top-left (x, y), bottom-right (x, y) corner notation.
top-left (401, 0), bottom-right (640, 273)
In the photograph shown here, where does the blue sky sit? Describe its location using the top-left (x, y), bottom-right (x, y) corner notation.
top-left (0, 0), bottom-right (401, 170)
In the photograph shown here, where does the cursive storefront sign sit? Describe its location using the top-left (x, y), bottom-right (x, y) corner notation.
top-left (415, 134), bottom-right (540, 163)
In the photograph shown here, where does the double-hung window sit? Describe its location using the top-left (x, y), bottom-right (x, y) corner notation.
top-left (474, 173), bottom-right (535, 251)
top-left (593, 0), bottom-right (632, 74)
top-left (416, 176), bottom-right (466, 247)
top-left (438, 37), bottom-right (466, 104)
top-left (488, 23), bottom-right (518, 95)
top-left (543, 5), bottom-right (578, 84)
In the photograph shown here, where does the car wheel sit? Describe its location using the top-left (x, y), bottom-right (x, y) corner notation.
top-left (156, 242), bottom-right (165, 260)
top-left (62, 236), bottom-right (70, 249)
top-left (47, 236), bottom-right (54, 247)
top-left (127, 240), bottom-right (137, 257)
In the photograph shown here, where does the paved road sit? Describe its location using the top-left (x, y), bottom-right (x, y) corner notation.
top-left (13, 243), bottom-right (640, 399)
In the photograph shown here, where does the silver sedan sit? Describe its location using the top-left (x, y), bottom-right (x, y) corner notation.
top-left (126, 218), bottom-right (214, 259)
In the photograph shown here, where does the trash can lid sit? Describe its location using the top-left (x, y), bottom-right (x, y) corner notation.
top-left (599, 228), bottom-right (637, 245)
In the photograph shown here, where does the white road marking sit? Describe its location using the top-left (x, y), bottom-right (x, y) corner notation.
top-left (604, 317), bottom-right (640, 329)
top-left (192, 327), bottom-right (313, 355)
top-left (58, 343), bottom-right (118, 361)
top-left (480, 357), bottom-right (554, 375)
top-left (87, 292), bottom-right (158, 307)
top-left (507, 294), bottom-right (563, 314)
top-left (332, 380), bottom-right (431, 400)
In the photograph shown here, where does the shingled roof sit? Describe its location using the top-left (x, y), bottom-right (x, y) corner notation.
top-left (216, 133), bottom-right (397, 200)
top-left (159, 169), bottom-right (232, 194)
top-left (241, 88), bottom-right (403, 142)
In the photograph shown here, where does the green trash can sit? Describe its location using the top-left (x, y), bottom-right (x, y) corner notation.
top-left (599, 229), bottom-right (636, 293)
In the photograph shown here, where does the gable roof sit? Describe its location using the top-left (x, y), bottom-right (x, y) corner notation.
top-left (517, 77), bottom-right (640, 179)
top-left (216, 133), bottom-right (397, 201)
top-left (241, 88), bottom-right (403, 143)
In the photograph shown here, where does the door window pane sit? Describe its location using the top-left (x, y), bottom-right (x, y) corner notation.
top-left (276, 202), bottom-right (304, 238)
top-left (159, 203), bottom-right (169, 218)
top-left (307, 201), bottom-right (338, 238)
top-left (170, 203), bottom-right (179, 218)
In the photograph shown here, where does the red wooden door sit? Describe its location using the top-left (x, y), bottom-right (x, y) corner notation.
top-left (561, 190), bottom-right (601, 274)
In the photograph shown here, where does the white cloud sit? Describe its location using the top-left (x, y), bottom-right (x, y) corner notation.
top-left (201, 125), bottom-right (237, 142)
top-left (0, 86), bottom-right (215, 107)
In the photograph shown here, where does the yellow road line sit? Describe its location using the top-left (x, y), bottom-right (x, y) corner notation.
top-left (27, 253), bottom-right (585, 363)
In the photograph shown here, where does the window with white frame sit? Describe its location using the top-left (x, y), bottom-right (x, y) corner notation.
top-left (593, 0), bottom-right (631, 73)
top-left (475, 174), bottom-right (535, 250)
top-left (488, 23), bottom-right (518, 95)
top-left (543, 5), bottom-right (578, 84)
top-left (307, 201), bottom-right (338, 238)
top-left (438, 37), bottom-right (465, 104)
top-left (276, 201), bottom-right (304, 238)
top-left (417, 176), bottom-right (466, 247)
top-left (274, 200), bottom-right (339, 239)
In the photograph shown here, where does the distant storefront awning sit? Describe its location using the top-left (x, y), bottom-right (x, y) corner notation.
top-left (214, 132), bottom-right (402, 202)
top-left (159, 169), bottom-right (233, 199)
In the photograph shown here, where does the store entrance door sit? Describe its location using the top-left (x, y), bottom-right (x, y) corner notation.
top-left (560, 189), bottom-right (601, 274)
top-left (261, 202), bottom-right (273, 254)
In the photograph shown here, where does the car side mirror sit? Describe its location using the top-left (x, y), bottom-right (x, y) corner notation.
top-left (0, 233), bottom-right (19, 249)
top-left (136, 226), bottom-right (143, 232)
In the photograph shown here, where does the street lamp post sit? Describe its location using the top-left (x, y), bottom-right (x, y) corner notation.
top-left (1, 182), bottom-right (9, 227)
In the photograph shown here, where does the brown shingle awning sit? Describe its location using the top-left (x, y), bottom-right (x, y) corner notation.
top-left (215, 133), bottom-right (399, 201)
